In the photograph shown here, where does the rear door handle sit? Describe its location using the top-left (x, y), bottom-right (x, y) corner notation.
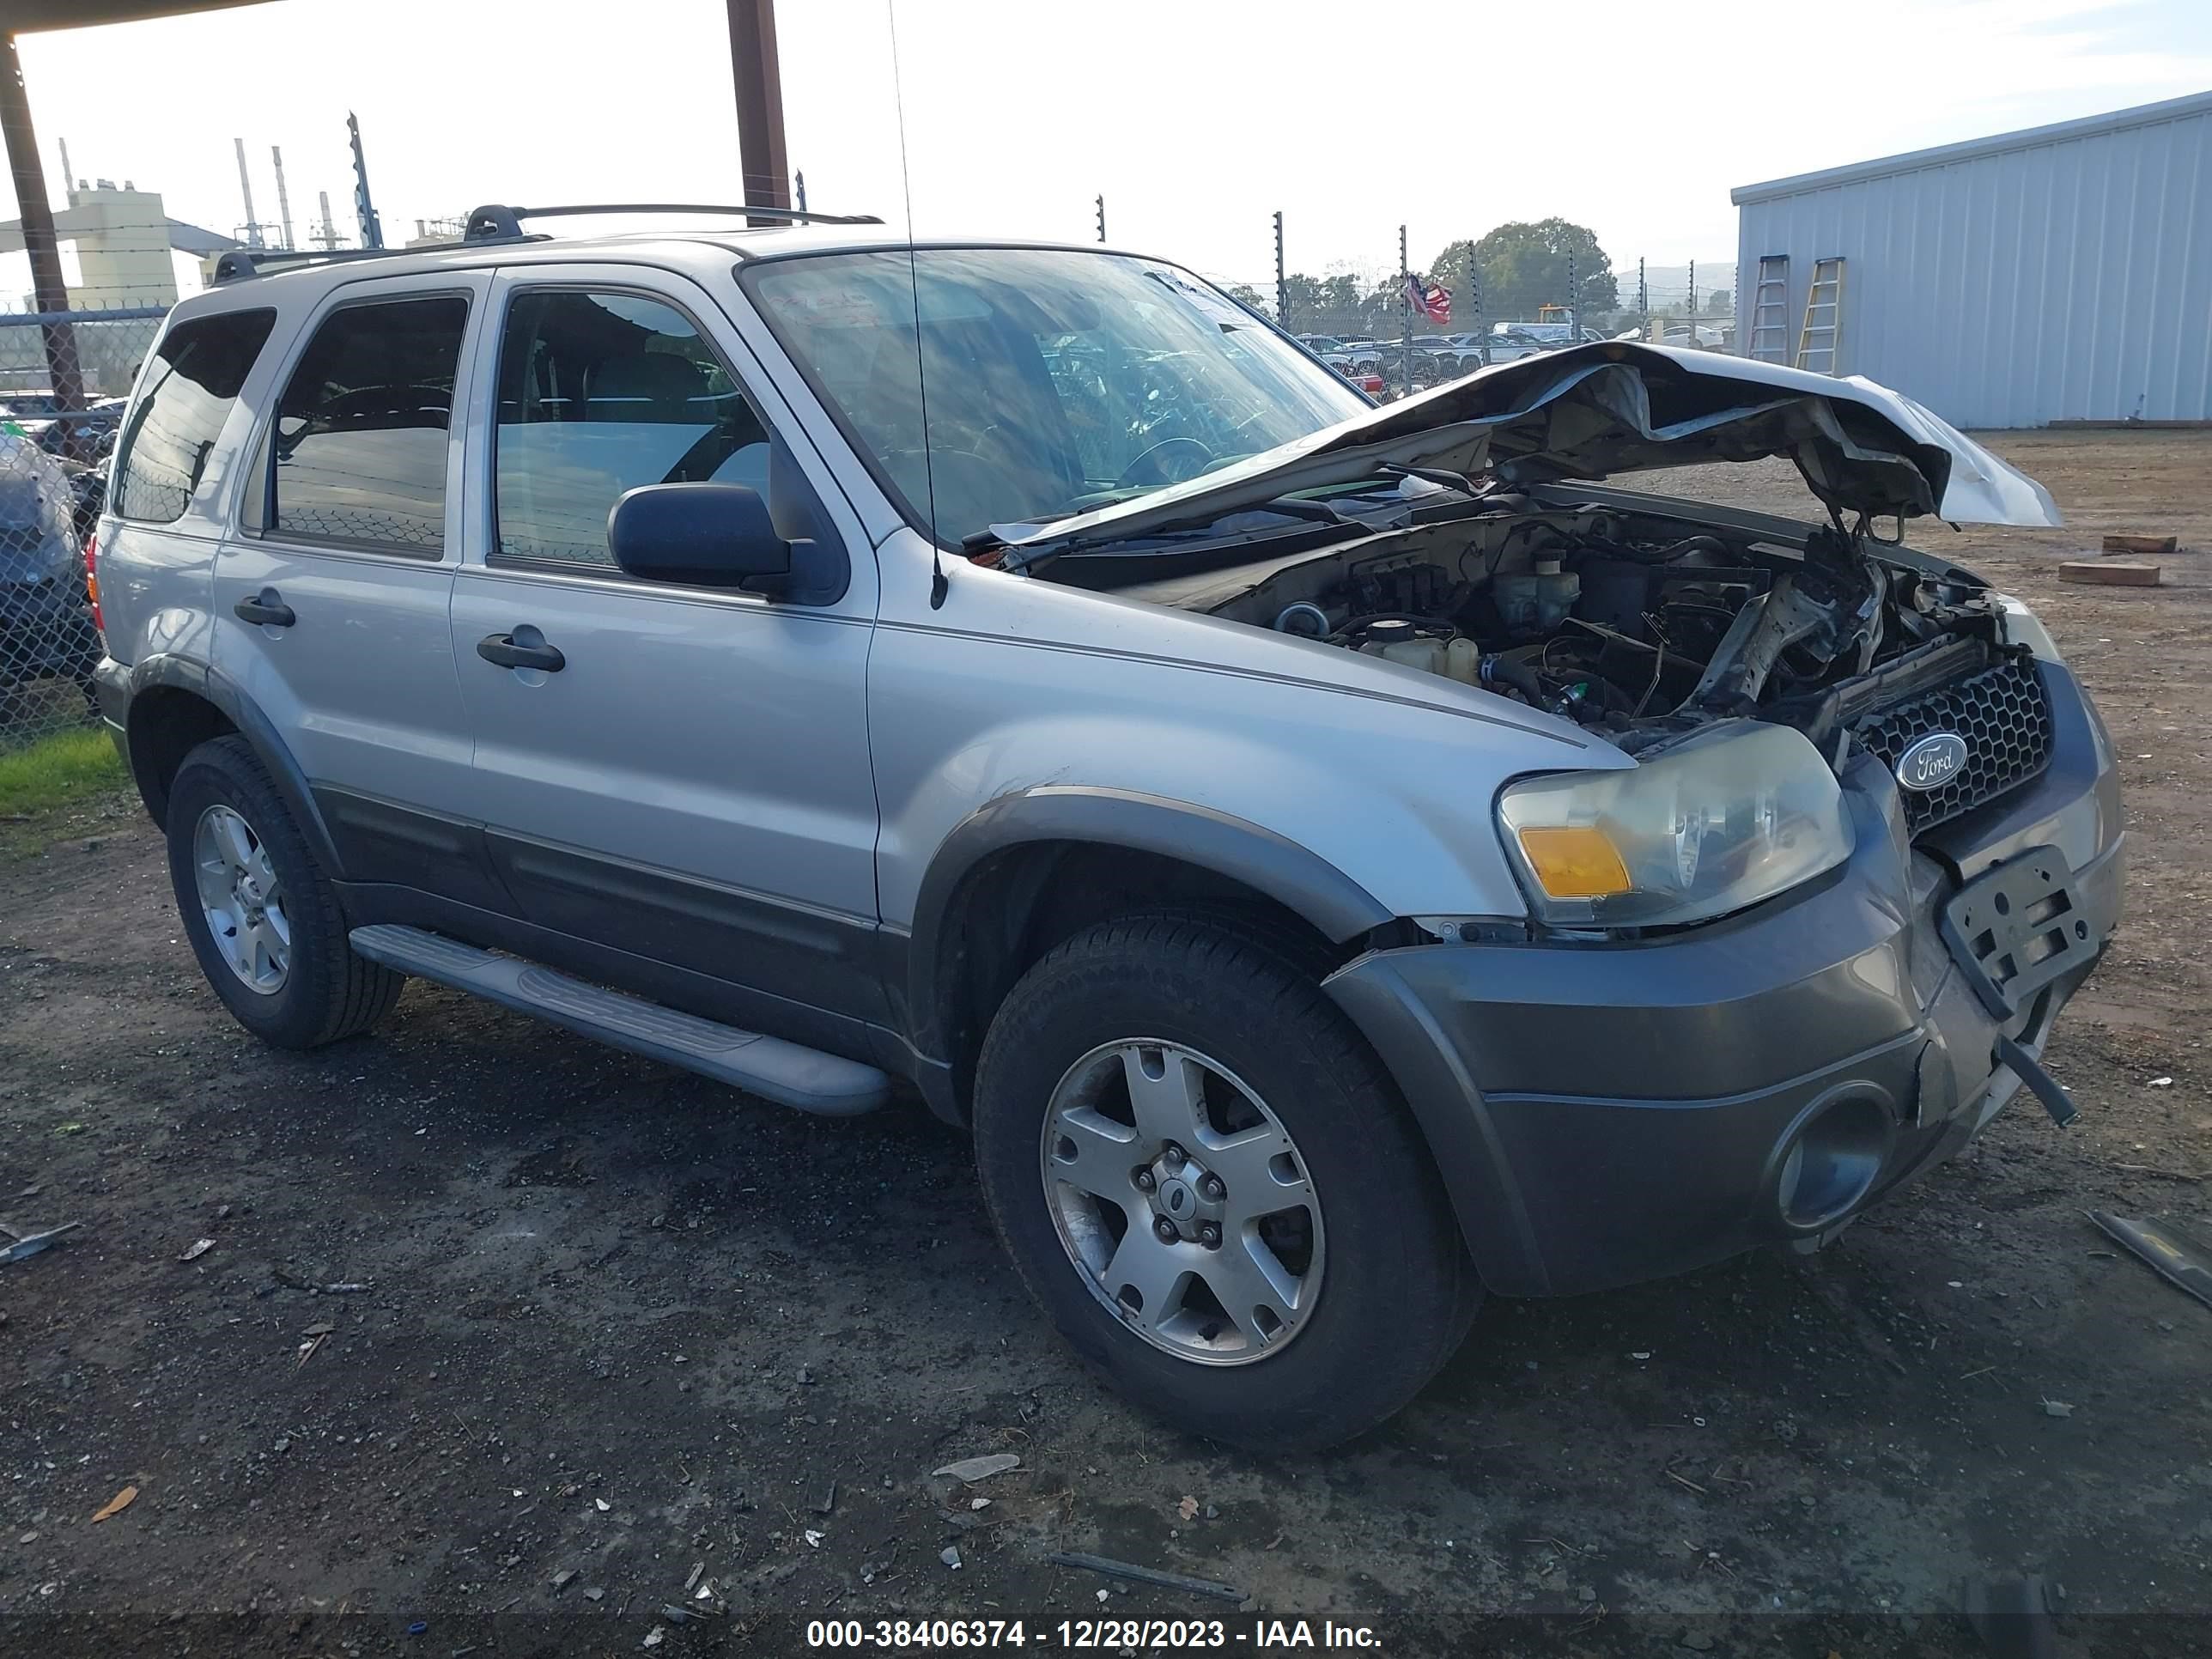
top-left (233, 588), bottom-right (295, 628)
top-left (477, 630), bottom-right (566, 673)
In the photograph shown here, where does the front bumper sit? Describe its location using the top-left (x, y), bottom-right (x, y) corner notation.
top-left (1327, 660), bottom-right (2124, 1297)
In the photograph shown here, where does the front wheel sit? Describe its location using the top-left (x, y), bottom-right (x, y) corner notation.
top-left (973, 915), bottom-right (1476, 1450)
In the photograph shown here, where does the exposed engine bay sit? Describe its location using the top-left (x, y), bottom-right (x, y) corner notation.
top-left (1158, 495), bottom-right (2021, 757)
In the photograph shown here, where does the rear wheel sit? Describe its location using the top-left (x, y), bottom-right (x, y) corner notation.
top-left (973, 914), bottom-right (1476, 1450)
top-left (164, 735), bottom-right (404, 1048)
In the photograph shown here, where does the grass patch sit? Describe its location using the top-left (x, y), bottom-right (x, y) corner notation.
top-left (0, 725), bottom-right (127, 820)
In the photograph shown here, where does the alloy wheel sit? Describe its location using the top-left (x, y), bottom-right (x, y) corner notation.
top-left (1039, 1039), bottom-right (1326, 1366)
top-left (191, 804), bottom-right (290, 994)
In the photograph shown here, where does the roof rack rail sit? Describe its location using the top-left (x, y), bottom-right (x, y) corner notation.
top-left (461, 202), bottom-right (884, 240)
top-left (210, 246), bottom-right (400, 283)
top-left (209, 232), bottom-right (531, 284)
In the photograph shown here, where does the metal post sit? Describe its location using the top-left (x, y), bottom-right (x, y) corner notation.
top-left (726, 0), bottom-right (792, 224)
top-left (0, 32), bottom-right (84, 411)
top-left (349, 112), bottom-right (383, 249)
top-left (1095, 195), bottom-right (1106, 243)
top-left (234, 137), bottom-right (263, 247)
top-left (1469, 260), bottom-right (1485, 365)
top-left (271, 145), bottom-right (295, 251)
top-left (1566, 246), bottom-right (1578, 339)
top-left (794, 169), bottom-right (806, 214)
top-left (56, 134), bottom-right (70, 192)
top-left (1399, 223), bottom-right (1412, 398)
top-left (1273, 210), bottom-right (1285, 331)
top-left (1638, 256), bottom-right (1648, 337)
top-left (313, 190), bottom-right (341, 251)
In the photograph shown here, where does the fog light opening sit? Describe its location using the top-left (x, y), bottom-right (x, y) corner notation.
top-left (1775, 1091), bottom-right (1891, 1231)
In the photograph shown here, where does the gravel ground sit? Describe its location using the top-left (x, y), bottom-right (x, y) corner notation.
top-left (2, 430), bottom-right (2208, 1657)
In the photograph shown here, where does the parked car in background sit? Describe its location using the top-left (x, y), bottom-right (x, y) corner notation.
top-left (1338, 364), bottom-right (1385, 397)
top-left (35, 398), bottom-right (130, 465)
top-left (1494, 320), bottom-right (1609, 350)
top-left (0, 390), bottom-right (70, 433)
top-left (89, 215), bottom-right (2118, 1452)
top-left (64, 453), bottom-right (112, 544)
top-left (1484, 325), bottom-right (1551, 362)
top-left (0, 430), bottom-right (102, 725)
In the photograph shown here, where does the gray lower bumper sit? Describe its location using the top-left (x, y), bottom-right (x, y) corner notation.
top-left (1328, 662), bottom-right (2124, 1298)
top-left (93, 654), bottom-right (132, 760)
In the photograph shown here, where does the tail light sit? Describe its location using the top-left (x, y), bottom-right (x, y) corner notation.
top-left (82, 528), bottom-right (102, 635)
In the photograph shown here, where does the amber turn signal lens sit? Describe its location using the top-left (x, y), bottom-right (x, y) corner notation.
top-left (1515, 825), bottom-right (1632, 899)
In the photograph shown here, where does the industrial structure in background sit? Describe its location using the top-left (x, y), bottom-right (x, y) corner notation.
top-left (1735, 88), bottom-right (2212, 427)
top-left (3, 0), bottom-right (794, 412)
top-left (1, 179), bottom-right (232, 310)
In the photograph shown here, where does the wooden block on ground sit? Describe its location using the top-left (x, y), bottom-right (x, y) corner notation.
top-left (2061, 560), bottom-right (2162, 586)
top-left (2102, 533), bottom-right (2178, 556)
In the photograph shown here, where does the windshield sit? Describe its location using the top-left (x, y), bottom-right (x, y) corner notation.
top-left (745, 247), bottom-right (1367, 545)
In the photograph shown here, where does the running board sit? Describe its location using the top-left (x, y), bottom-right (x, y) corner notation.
top-left (348, 924), bottom-right (890, 1115)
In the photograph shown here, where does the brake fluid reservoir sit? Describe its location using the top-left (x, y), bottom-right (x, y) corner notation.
top-left (1496, 559), bottom-right (1583, 635)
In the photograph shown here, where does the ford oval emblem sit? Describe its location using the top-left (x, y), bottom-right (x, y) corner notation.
top-left (1895, 732), bottom-right (1969, 793)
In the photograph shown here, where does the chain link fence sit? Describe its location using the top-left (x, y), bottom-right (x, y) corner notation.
top-left (1, 307), bottom-right (164, 747)
top-left (1200, 245), bottom-right (1741, 401)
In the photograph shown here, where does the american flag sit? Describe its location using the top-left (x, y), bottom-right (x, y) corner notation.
top-left (1403, 273), bottom-right (1452, 325)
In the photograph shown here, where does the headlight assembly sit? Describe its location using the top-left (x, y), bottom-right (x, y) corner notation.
top-left (1496, 721), bottom-right (1855, 928)
top-left (1991, 592), bottom-right (2064, 664)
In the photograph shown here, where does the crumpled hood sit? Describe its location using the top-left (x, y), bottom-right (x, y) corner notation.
top-left (1006, 343), bottom-right (2059, 557)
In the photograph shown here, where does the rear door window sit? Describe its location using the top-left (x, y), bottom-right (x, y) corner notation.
top-left (111, 307), bottom-right (276, 523)
top-left (491, 289), bottom-right (769, 568)
top-left (268, 295), bottom-right (470, 555)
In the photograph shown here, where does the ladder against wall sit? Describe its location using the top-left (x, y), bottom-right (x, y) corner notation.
top-left (1795, 257), bottom-right (1846, 374)
top-left (1747, 254), bottom-right (1791, 363)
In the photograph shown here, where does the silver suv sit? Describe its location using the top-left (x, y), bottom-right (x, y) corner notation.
top-left (90, 206), bottom-right (2122, 1450)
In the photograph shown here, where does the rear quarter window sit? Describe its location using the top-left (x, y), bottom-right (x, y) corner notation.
top-left (111, 307), bottom-right (277, 524)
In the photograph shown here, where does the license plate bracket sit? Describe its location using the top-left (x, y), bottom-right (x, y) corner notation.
top-left (1939, 844), bottom-right (2099, 1020)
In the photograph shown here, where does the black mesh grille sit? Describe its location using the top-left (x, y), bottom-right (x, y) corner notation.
top-left (1854, 656), bottom-right (2053, 832)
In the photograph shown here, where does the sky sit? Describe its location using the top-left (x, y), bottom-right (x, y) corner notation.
top-left (7, 0), bottom-right (2212, 305)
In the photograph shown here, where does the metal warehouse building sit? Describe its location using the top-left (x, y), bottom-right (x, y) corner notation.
top-left (1733, 90), bottom-right (2212, 429)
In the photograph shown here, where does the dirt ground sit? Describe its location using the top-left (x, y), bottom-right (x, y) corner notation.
top-left (3, 430), bottom-right (2209, 1658)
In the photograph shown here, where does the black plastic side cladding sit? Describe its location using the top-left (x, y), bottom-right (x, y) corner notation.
top-left (903, 786), bottom-right (1394, 1109)
top-left (118, 655), bottom-right (348, 880)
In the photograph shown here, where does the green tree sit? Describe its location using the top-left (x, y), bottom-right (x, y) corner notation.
top-left (1279, 272), bottom-right (1325, 333)
top-left (1431, 219), bottom-right (1619, 324)
top-left (1706, 288), bottom-right (1733, 315)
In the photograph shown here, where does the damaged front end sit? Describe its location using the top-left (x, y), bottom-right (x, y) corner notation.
top-left (1016, 348), bottom-right (2122, 1289)
top-left (1013, 342), bottom-right (2069, 843)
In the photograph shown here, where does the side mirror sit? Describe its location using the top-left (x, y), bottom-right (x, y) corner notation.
top-left (608, 483), bottom-right (797, 596)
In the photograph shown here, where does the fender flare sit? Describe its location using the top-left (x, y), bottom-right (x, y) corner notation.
top-left (904, 784), bottom-right (1391, 1065)
top-left (124, 654), bottom-right (347, 879)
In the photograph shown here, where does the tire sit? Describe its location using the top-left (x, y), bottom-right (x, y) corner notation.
top-left (164, 735), bottom-right (404, 1048)
top-left (973, 914), bottom-right (1477, 1451)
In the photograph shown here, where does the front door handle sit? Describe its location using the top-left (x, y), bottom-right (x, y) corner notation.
top-left (233, 587), bottom-right (295, 628)
top-left (477, 630), bottom-right (566, 673)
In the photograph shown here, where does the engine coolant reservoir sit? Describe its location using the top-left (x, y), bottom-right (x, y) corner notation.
top-left (1356, 622), bottom-right (1482, 684)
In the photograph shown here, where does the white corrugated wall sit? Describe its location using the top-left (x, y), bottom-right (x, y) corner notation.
top-left (1734, 96), bottom-right (2212, 428)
